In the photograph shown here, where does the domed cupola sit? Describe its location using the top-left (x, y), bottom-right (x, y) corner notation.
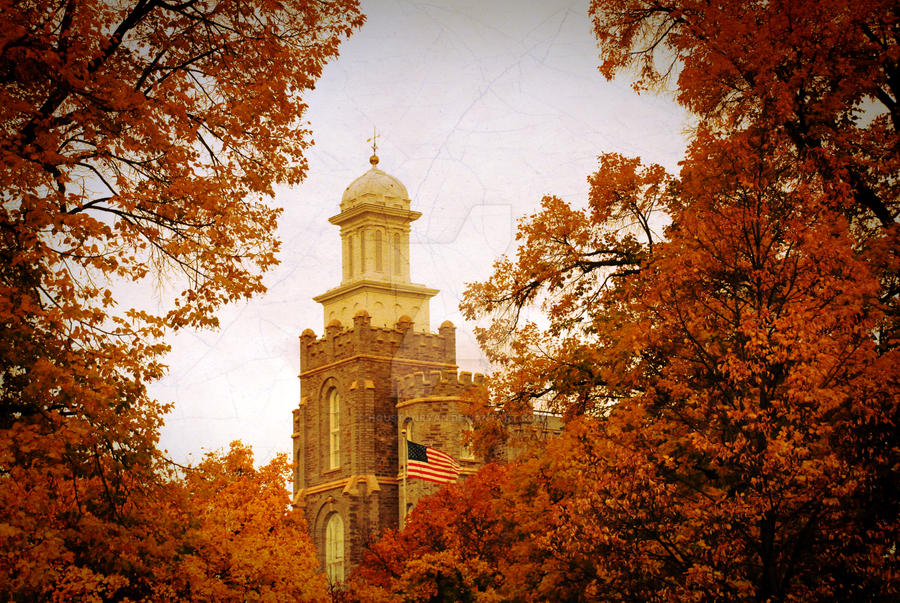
top-left (313, 152), bottom-right (438, 332)
top-left (340, 155), bottom-right (410, 211)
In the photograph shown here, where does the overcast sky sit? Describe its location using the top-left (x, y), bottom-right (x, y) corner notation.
top-left (151, 0), bottom-right (690, 465)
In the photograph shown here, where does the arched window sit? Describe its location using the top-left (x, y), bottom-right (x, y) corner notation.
top-left (347, 234), bottom-right (354, 278)
top-left (375, 230), bottom-right (384, 272)
top-left (359, 229), bottom-right (366, 274)
top-left (460, 418), bottom-right (475, 460)
top-left (325, 513), bottom-right (344, 583)
top-left (393, 233), bottom-right (402, 275)
top-left (403, 417), bottom-right (414, 442)
top-left (329, 389), bottom-right (340, 469)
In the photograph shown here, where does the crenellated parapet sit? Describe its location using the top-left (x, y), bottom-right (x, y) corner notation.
top-left (300, 311), bottom-right (457, 373)
top-left (394, 369), bottom-right (485, 403)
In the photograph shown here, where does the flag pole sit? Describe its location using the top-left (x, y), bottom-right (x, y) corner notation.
top-left (400, 428), bottom-right (408, 528)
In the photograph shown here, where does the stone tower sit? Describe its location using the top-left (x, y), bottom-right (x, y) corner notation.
top-left (291, 155), bottom-right (483, 583)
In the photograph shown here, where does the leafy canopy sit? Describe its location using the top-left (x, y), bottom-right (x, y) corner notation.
top-left (451, 0), bottom-right (899, 600)
top-left (0, 0), bottom-right (363, 598)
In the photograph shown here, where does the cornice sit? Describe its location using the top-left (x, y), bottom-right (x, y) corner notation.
top-left (329, 203), bottom-right (421, 225)
top-left (313, 279), bottom-right (439, 304)
top-left (299, 353), bottom-right (456, 378)
top-left (396, 396), bottom-right (467, 409)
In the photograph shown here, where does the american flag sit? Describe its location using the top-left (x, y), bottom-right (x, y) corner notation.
top-left (406, 440), bottom-right (459, 484)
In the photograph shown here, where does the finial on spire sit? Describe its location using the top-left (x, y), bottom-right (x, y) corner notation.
top-left (367, 127), bottom-right (379, 167)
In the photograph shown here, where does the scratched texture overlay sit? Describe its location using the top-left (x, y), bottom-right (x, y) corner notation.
top-left (151, 0), bottom-right (688, 465)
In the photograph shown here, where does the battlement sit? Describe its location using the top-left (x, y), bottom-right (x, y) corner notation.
top-left (300, 312), bottom-right (456, 372)
top-left (394, 369), bottom-right (485, 402)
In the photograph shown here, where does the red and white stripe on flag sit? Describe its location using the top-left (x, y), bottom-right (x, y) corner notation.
top-left (407, 440), bottom-right (460, 484)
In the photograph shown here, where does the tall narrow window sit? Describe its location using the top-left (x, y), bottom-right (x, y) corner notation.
top-left (359, 229), bottom-right (366, 274)
top-left (460, 419), bottom-right (475, 460)
top-left (347, 234), bottom-right (354, 278)
top-left (329, 389), bottom-right (340, 469)
top-left (375, 230), bottom-right (384, 272)
top-left (404, 418), bottom-right (414, 442)
top-left (393, 233), bottom-right (402, 276)
top-left (325, 513), bottom-right (345, 583)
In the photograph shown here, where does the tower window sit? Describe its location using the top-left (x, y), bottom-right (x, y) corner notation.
top-left (329, 389), bottom-right (340, 469)
top-left (325, 513), bottom-right (345, 583)
top-left (460, 418), bottom-right (475, 460)
top-left (359, 229), bottom-right (366, 274)
top-left (403, 417), bottom-right (414, 442)
top-left (375, 230), bottom-right (384, 272)
top-left (347, 234), bottom-right (354, 277)
top-left (394, 233), bottom-right (402, 275)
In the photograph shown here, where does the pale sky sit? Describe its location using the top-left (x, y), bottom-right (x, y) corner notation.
top-left (152, 0), bottom-right (689, 465)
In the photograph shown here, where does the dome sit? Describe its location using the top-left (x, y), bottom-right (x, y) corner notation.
top-left (341, 156), bottom-right (409, 209)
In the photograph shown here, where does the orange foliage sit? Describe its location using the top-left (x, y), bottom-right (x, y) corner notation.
top-left (591, 0), bottom-right (898, 227)
top-left (414, 138), bottom-right (899, 602)
top-left (461, 154), bottom-right (674, 436)
top-left (454, 1), bottom-right (899, 600)
top-left (165, 442), bottom-right (328, 602)
top-left (345, 465), bottom-right (510, 603)
top-left (0, 0), bottom-right (362, 598)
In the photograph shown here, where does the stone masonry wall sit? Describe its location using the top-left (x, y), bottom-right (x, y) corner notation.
top-left (293, 311), bottom-right (462, 574)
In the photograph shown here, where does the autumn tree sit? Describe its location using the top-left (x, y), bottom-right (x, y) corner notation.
top-left (590, 0), bottom-right (900, 344)
top-left (459, 0), bottom-right (899, 599)
top-left (0, 0), bottom-right (362, 598)
top-left (592, 0), bottom-right (898, 227)
top-left (160, 442), bottom-right (328, 602)
top-left (344, 465), bottom-right (511, 603)
top-left (468, 147), bottom-right (897, 600)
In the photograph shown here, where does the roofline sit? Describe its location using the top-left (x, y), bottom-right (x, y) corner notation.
top-left (329, 202), bottom-right (422, 226)
top-left (312, 279), bottom-right (439, 303)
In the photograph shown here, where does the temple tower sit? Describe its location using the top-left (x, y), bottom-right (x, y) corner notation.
top-left (292, 154), bottom-right (475, 583)
top-left (291, 149), bottom-right (566, 585)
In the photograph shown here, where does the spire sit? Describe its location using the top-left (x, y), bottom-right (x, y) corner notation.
top-left (367, 127), bottom-right (379, 167)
